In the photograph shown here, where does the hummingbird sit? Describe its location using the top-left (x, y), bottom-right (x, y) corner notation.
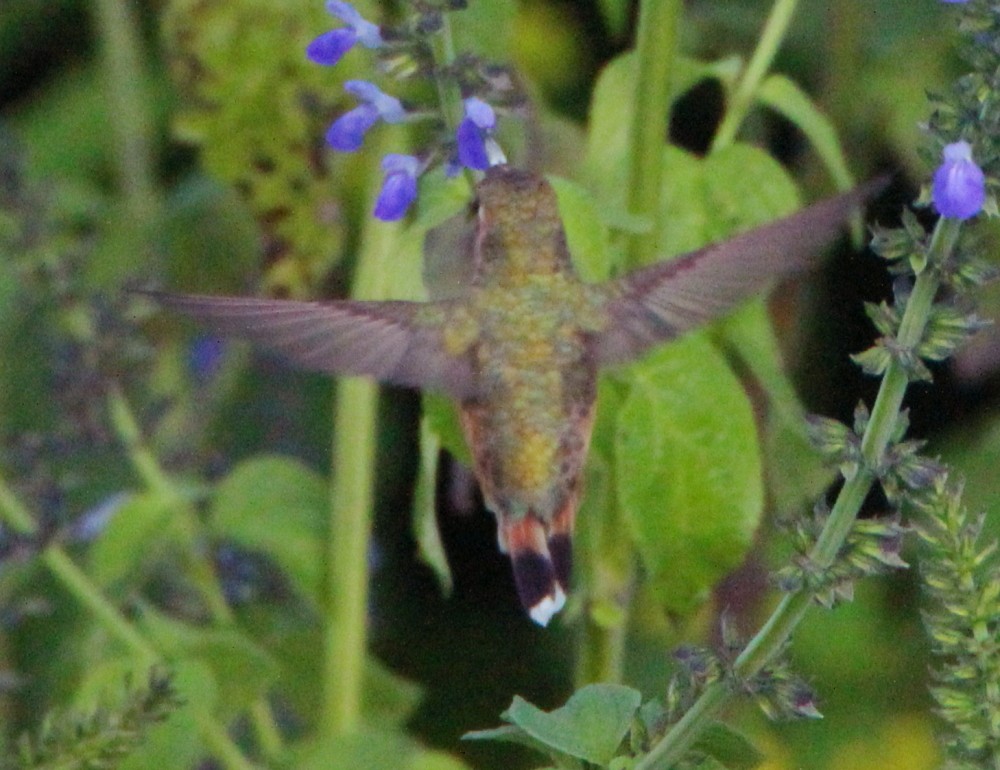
top-left (144, 165), bottom-right (882, 626)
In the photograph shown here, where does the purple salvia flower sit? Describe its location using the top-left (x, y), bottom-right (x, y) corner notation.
top-left (374, 154), bottom-right (420, 221)
top-left (456, 97), bottom-right (497, 171)
top-left (306, 0), bottom-right (383, 66)
top-left (188, 334), bottom-right (226, 385)
top-left (345, 81), bottom-right (406, 122)
top-left (932, 141), bottom-right (986, 220)
top-left (326, 80), bottom-right (405, 151)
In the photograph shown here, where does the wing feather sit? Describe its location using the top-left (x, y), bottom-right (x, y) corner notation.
top-left (592, 179), bottom-right (887, 366)
top-left (141, 292), bottom-right (478, 399)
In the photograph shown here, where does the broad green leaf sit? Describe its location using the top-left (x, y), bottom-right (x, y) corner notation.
top-left (500, 684), bottom-right (642, 765)
top-left (411, 749), bottom-right (474, 770)
top-left (210, 454), bottom-right (327, 606)
top-left (136, 604), bottom-right (278, 719)
top-left (413, 417), bottom-right (453, 594)
top-left (585, 52), bottom-right (743, 205)
top-left (615, 332), bottom-right (763, 615)
top-left (363, 656), bottom-right (424, 727)
top-left (86, 491), bottom-right (175, 590)
top-left (452, 0), bottom-right (515, 62)
top-left (550, 174), bottom-right (614, 283)
top-left (716, 303), bottom-right (830, 511)
top-left (658, 143), bottom-right (800, 260)
top-left (296, 728), bottom-right (471, 770)
top-left (692, 722), bottom-right (766, 770)
top-left (756, 74), bottom-right (854, 192)
top-left (295, 729), bottom-right (413, 770)
top-left (463, 724), bottom-right (556, 757)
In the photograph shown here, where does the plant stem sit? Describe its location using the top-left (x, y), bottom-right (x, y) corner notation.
top-left (711, 0), bottom-right (800, 153)
top-left (91, 0), bottom-right (158, 228)
top-left (624, 0), bottom-right (683, 270)
top-left (0, 476), bottom-right (157, 662)
top-left (635, 216), bottom-right (958, 770)
top-left (321, 176), bottom-right (399, 737)
top-left (430, 13), bottom-right (479, 193)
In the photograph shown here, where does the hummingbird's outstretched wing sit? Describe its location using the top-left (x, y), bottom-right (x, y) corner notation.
top-left (140, 292), bottom-right (478, 400)
top-left (591, 179), bottom-right (887, 366)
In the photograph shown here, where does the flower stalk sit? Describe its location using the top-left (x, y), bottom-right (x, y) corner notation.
top-left (635, 212), bottom-right (959, 770)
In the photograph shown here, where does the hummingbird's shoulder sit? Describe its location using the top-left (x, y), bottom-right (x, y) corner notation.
top-left (415, 301), bottom-right (480, 358)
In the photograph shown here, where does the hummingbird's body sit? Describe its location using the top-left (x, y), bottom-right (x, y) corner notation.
top-left (146, 165), bottom-right (882, 625)
top-left (453, 179), bottom-right (608, 620)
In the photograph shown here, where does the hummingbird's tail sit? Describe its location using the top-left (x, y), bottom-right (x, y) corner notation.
top-left (499, 501), bottom-right (576, 627)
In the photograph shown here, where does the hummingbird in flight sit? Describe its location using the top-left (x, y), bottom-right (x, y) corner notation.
top-left (145, 165), bottom-right (881, 626)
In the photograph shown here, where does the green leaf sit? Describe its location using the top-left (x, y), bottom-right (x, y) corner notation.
top-left (756, 74), bottom-right (854, 192)
top-left (463, 724), bottom-right (557, 756)
top-left (210, 454), bottom-right (327, 606)
top-left (584, 52), bottom-right (744, 211)
top-left (692, 722), bottom-right (766, 770)
top-left (86, 491), bottom-right (175, 590)
top-left (717, 303), bottom-right (830, 511)
top-left (550, 174), bottom-right (614, 283)
top-left (657, 144), bottom-right (800, 261)
top-left (136, 605), bottom-right (278, 719)
top-left (295, 728), bottom-right (471, 770)
top-left (451, 0), bottom-right (515, 62)
top-left (362, 657), bottom-right (424, 727)
top-left (413, 417), bottom-right (453, 594)
top-left (500, 684), bottom-right (641, 765)
top-left (295, 729), bottom-right (412, 770)
top-left (411, 749), bottom-right (474, 770)
top-left (614, 332), bottom-right (763, 615)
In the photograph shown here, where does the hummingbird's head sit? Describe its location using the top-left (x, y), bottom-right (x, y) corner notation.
top-left (472, 166), bottom-right (569, 278)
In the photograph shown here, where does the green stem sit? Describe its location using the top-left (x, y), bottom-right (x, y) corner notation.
top-left (624, 0), bottom-right (683, 270)
top-left (91, 0), bottom-right (158, 226)
top-left (321, 180), bottom-right (398, 737)
top-left (711, 0), bottom-right (800, 153)
top-left (0, 476), bottom-right (157, 661)
top-left (635, 217), bottom-right (959, 770)
top-left (431, 13), bottom-right (479, 193)
top-left (577, 613), bottom-right (627, 685)
top-left (323, 377), bottom-right (378, 735)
